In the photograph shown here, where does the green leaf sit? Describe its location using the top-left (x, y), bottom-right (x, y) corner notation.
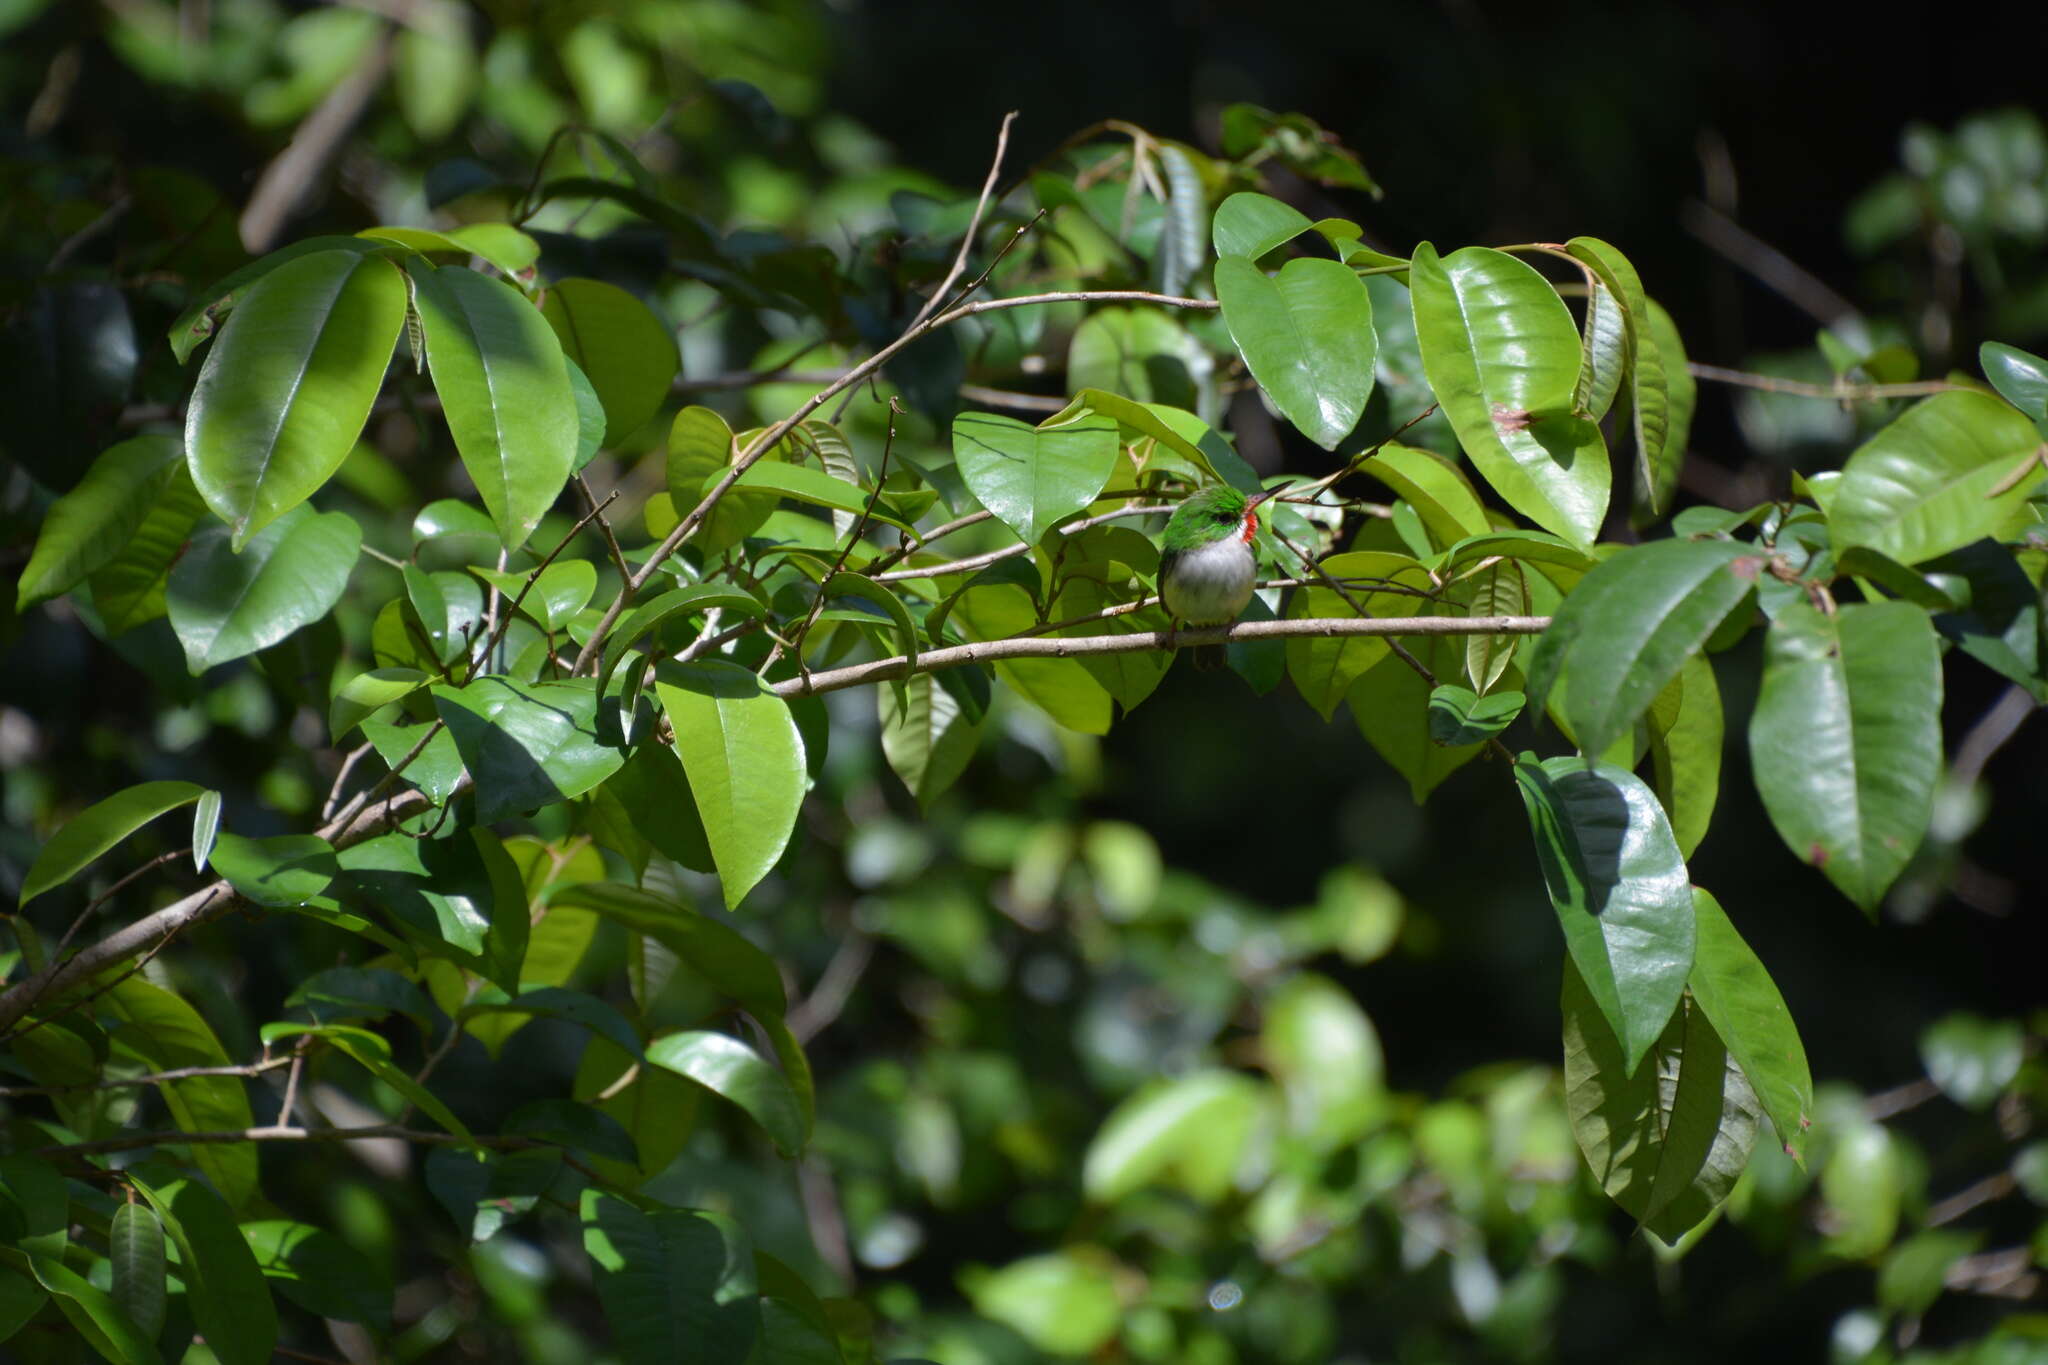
top-left (1561, 959), bottom-right (1760, 1244)
top-left (1461, 556), bottom-right (1528, 693)
top-left (360, 715), bottom-right (466, 806)
top-left (1920, 1012), bottom-right (2025, 1110)
top-left (18, 779), bottom-right (205, 907)
top-left (1427, 685), bottom-right (1525, 746)
top-left (1068, 307), bottom-right (1203, 408)
top-left (286, 964), bottom-right (433, 1029)
top-left (339, 829), bottom-right (525, 990)
top-left (540, 277), bottom-right (679, 442)
top-left (1359, 443), bottom-right (1492, 550)
top-left (22, 1251), bottom-right (164, 1365)
top-left (653, 663), bottom-right (807, 909)
top-left (504, 1098), bottom-right (639, 1164)
top-left (604, 744), bottom-right (713, 872)
top-left (109, 1203), bottom-right (167, 1343)
top-left (412, 263), bottom-right (577, 549)
top-left (1263, 973), bottom-right (1383, 1151)
top-left (1820, 1117), bottom-right (1906, 1259)
top-left (879, 670), bottom-right (982, 809)
top-left (967, 1250), bottom-right (1121, 1356)
top-left (130, 1174), bottom-right (277, 1365)
top-left (1749, 601), bottom-right (1941, 912)
top-left (734, 461), bottom-right (908, 532)
top-left (595, 582), bottom-right (767, 698)
top-left (1215, 253), bottom-right (1374, 450)
top-left (1574, 277), bottom-right (1627, 422)
top-left (1082, 1071), bottom-right (1265, 1205)
top-left (432, 676), bottom-right (625, 823)
top-left (1566, 237), bottom-right (1675, 519)
top-left (17, 435), bottom-right (183, 609)
top-left (951, 410), bottom-right (1118, 545)
top-left (185, 249), bottom-right (404, 547)
top-left (548, 882), bottom-right (787, 1022)
top-left (663, 406), bottom-right (779, 555)
top-left (1687, 888), bottom-right (1813, 1164)
top-left (462, 985), bottom-right (644, 1061)
top-left (209, 831), bottom-right (337, 907)
top-left (1638, 300), bottom-right (1695, 522)
top-left (0, 1268), bottom-right (43, 1347)
top-left (1062, 389), bottom-right (1253, 491)
top-left (166, 505), bottom-right (361, 673)
top-left (1527, 537), bottom-right (1756, 759)
top-left (168, 235), bottom-right (386, 365)
top-left (0, 1154), bottom-right (69, 1259)
top-left (1409, 242), bottom-right (1610, 548)
top-left (1980, 340), bottom-right (2048, 423)
top-left (240, 1219), bottom-right (391, 1332)
top-left (1348, 636), bottom-right (1495, 801)
top-left (583, 1192), bottom-right (759, 1365)
top-left (1211, 191), bottom-right (1314, 260)
top-left (358, 222), bottom-right (539, 277)
top-left (1879, 1230), bottom-right (1982, 1318)
top-left (474, 559), bottom-right (598, 633)
top-left (1514, 756), bottom-right (1696, 1075)
top-left (87, 459), bottom-right (211, 635)
top-left (646, 1030), bottom-right (806, 1155)
top-left (329, 666), bottom-right (430, 741)
top-left (1283, 550), bottom-right (1428, 720)
top-left (1829, 391), bottom-right (2044, 566)
top-left (266, 1021), bottom-right (476, 1141)
top-left (1646, 655), bottom-right (1723, 861)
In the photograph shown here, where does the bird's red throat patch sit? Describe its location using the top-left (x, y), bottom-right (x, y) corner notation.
top-left (1241, 510), bottom-right (1259, 542)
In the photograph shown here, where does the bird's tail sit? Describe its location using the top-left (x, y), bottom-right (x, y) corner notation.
top-left (1189, 643), bottom-right (1228, 671)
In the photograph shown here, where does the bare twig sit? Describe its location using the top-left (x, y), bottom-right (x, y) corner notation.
top-left (1686, 361), bottom-right (1961, 400)
top-left (1865, 1076), bottom-right (1942, 1120)
top-left (0, 1055), bottom-right (293, 1099)
top-left (904, 111), bottom-right (1018, 332)
top-left (238, 23), bottom-right (397, 252)
top-left (1680, 200), bottom-right (1861, 326)
top-left (1927, 1171), bottom-right (2018, 1228)
top-left (321, 742), bottom-right (376, 822)
top-left (787, 933), bottom-right (876, 1045)
top-left (867, 502), bottom-right (1175, 584)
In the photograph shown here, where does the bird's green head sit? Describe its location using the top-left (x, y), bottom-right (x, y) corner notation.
top-left (1161, 484), bottom-right (1274, 552)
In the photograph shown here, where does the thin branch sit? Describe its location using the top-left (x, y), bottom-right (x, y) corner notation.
top-left (0, 1056), bottom-right (292, 1099)
top-left (1948, 684), bottom-right (2038, 794)
top-left (904, 110), bottom-right (1018, 332)
top-left (237, 23), bottom-right (396, 252)
top-left (787, 932), bottom-right (876, 1045)
top-left (1680, 200), bottom-right (1860, 326)
top-left (36, 1123), bottom-right (566, 1159)
top-left (320, 742), bottom-right (376, 822)
top-left (1686, 361), bottom-right (1962, 400)
top-left (867, 502), bottom-right (1175, 583)
top-left (477, 485), bottom-right (621, 664)
top-left (770, 614), bottom-right (1551, 700)
top-left (1927, 1171), bottom-right (2018, 1228)
top-left (1865, 1076), bottom-right (1942, 1120)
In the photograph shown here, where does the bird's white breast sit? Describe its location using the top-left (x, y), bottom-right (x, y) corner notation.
top-left (1162, 534), bottom-right (1256, 625)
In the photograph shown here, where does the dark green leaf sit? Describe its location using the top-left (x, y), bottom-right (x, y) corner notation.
top-left (185, 249), bottom-right (404, 546)
top-left (647, 1030), bottom-right (808, 1156)
top-left (19, 779), bottom-right (206, 907)
top-left (1427, 685), bottom-right (1525, 746)
top-left (1980, 340), bottom-right (2048, 423)
top-left (339, 829), bottom-right (526, 990)
top-left (130, 1174), bottom-right (277, 1365)
top-left (329, 666), bottom-right (430, 741)
top-left (583, 1192), bottom-right (758, 1365)
top-left (285, 965), bottom-right (433, 1029)
top-left (23, 1251), bottom-right (164, 1365)
top-left (1561, 959), bottom-right (1759, 1244)
top-left (879, 670), bottom-right (983, 809)
top-left (1527, 537), bottom-right (1756, 759)
top-left (1215, 254), bottom-right (1374, 450)
top-left (167, 235), bottom-right (386, 364)
top-left (1348, 635), bottom-right (1493, 801)
top-left (263, 1021), bottom-right (474, 1141)
top-left (360, 715), bottom-right (466, 806)
top-left (1646, 655), bottom-right (1723, 861)
top-left (108, 1203), bottom-right (167, 1344)
top-left (1515, 755), bottom-right (1696, 1074)
top-left (1687, 888), bottom-right (1812, 1164)
top-left (1637, 300), bottom-right (1695, 522)
top-left (951, 410), bottom-right (1118, 545)
top-left (432, 676), bottom-right (624, 823)
top-left (1210, 191), bottom-right (1314, 260)
top-left (240, 1219), bottom-right (392, 1332)
top-left (504, 1098), bottom-right (639, 1163)
top-left (1749, 601), bottom-right (1941, 912)
top-left (1409, 243), bottom-right (1610, 548)
top-left (166, 505), bottom-right (361, 673)
top-left (1067, 307), bottom-right (1202, 408)
top-left (462, 985), bottom-right (644, 1060)
top-left (209, 831), bottom-right (336, 907)
top-left (413, 263), bottom-right (577, 549)
top-left (548, 882), bottom-right (787, 1023)
top-left (17, 435), bottom-right (183, 609)
top-left (87, 459), bottom-right (211, 635)
top-left (1566, 237), bottom-right (1675, 519)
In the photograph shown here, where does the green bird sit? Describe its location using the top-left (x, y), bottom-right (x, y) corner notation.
top-left (1158, 484), bottom-right (1277, 669)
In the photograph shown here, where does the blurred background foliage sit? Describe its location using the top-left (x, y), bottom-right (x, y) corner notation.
top-left (2, 2), bottom-right (2044, 1362)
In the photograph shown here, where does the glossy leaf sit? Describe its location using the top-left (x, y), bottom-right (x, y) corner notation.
top-left (287, 964), bottom-right (434, 1029)
top-left (1215, 253), bottom-right (1374, 450)
top-left (1527, 537), bottom-right (1756, 759)
top-left (1427, 685), bottom-right (1525, 746)
top-left (166, 505), bottom-right (361, 673)
top-left (1515, 755), bottom-right (1695, 1075)
top-left (583, 1192), bottom-right (758, 1365)
top-left (1567, 237), bottom-right (1674, 518)
top-left (266, 1021), bottom-right (475, 1141)
top-left (1646, 654), bottom-right (1723, 861)
top-left (1410, 242), bottom-right (1610, 548)
top-left (87, 459), bottom-right (211, 634)
top-left (549, 882), bottom-right (787, 1023)
top-left (19, 779), bottom-right (205, 907)
top-left (540, 277), bottom-right (679, 442)
top-left (1830, 391), bottom-right (2043, 566)
top-left (1283, 550), bottom-right (1429, 720)
top-left (654, 663), bottom-right (807, 909)
top-left (109, 1202), bottom-right (167, 1343)
top-left (1211, 190), bottom-right (1314, 259)
top-left (646, 1030), bottom-right (808, 1155)
top-left (1349, 635), bottom-right (1495, 801)
top-left (339, 829), bottom-right (525, 990)
top-left (329, 666), bottom-right (429, 741)
top-left (1461, 556), bottom-right (1527, 693)
top-left (413, 263), bottom-right (577, 549)
top-left (595, 582), bottom-right (767, 697)
top-left (1638, 300), bottom-right (1695, 521)
top-left (167, 235), bottom-right (385, 364)
top-left (1980, 340), bottom-right (2048, 423)
top-left (185, 249), bottom-right (404, 546)
top-left (130, 1174), bottom-right (277, 1365)
top-left (1359, 443), bottom-right (1491, 551)
top-left (432, 676), bottom-right (624, 823)
top-left (504, 1098), bottom-right (640, 1163)
top-left (361, 714), bottom-right (466, 805)
top-left (17, 435), bottom-right (183, 609)
top-left (1687, 888), bottom-right (1812, 1164)
top-left (240, 1219), bottom-right (391, 1332)
top-left (734, 460), bottom-right (909, 532)
top-left (951, 410), bottom-right (1119, 545)
top-left (23, 1252), bottom-right (164, 1365)
top-left (1068, 306), bottom-right (1204, 407)
top-left (1562, 959), bottom-right (1760, 1244)
top-left (664, 405), bottom-right (778, 555)
top-left (463, 985), bottom-right (644, 1061)
top-left (209, 831), bottom-right (337, 907)
top-left (605, 744), bottom-right (713, 872)
top-left (1574, 277), bottom-right (1626, 422)
top-left (1749, 601), bottom-right (1941, 912)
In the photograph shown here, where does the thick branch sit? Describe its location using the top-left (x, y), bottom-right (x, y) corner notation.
top-left (772, 614), bottom-right (1550, 699)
